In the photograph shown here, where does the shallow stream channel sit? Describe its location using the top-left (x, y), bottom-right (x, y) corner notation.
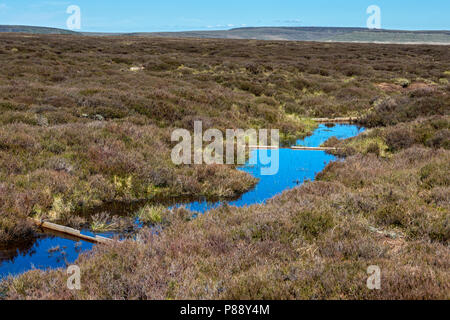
top-left (0, 124), bottom-right (365, 279)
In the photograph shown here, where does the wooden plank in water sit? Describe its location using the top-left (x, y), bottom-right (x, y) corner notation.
top-left (247, 145), bottom-right (338, 151)
top-left (32, 219), bottom-right (113, 244)
top-left (290, 146), bottom-right (338, 151)
top-left (312, 117), bottom-right (358, 123)
top-left (248, 145), bottom-right (279, 149)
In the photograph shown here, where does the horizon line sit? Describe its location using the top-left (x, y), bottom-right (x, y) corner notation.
top-left (1, 24), bottom-right (450, 34)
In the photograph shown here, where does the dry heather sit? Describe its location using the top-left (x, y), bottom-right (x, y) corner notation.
top-left (2, 141), bottom-right (449, 299)
top-left (0, 34), bottom-right (449, 299)
top-left (0, 34), bottom-right (449, 243)
top-left (1, 34), bottom-right (448, 243)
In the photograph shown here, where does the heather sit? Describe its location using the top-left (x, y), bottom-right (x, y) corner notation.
top-left (3, 141), bottom-right (448, 299)
top-left (0, 34), bottom-right (449, 299)
top-left (0, 121), bottom-right (257, 243)
top-left (324, 116), bottom-right (450, 157)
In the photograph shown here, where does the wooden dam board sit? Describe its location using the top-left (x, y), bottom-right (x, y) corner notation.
top-left (32, 219), bottom-right (112, 244)
top-left (312, 117), bottom-right (358, 123)
top-left (290, 146), bottom-right (338, 151)
top-left (249, 146), bottom-right (338, 151)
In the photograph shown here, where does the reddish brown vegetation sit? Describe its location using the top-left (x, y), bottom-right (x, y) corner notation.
top-left (0, 34), bottom-right (448, 299)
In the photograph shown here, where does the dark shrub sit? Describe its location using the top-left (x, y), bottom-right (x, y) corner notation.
top-left (366, 142), bottom-right (381, 155)
top-left (385, 127), bottom-right (416, 151)
top-left (426, 129), bottom-right (450, 149)
top-left (293, 210), bottom-right (335, 241)
top-left (419, 162), bottom-right (450, 189)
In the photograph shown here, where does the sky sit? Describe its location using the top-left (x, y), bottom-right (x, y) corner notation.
top-left (0, 0), bottom-right (448, 33)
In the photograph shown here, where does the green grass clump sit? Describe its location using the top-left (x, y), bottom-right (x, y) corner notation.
top-left (394, 78), bottom-right (410, 88)
top-left (348, 136), bottom-right (390, 157)
top-left (90, 212), bottom-right (118, 233)
top-left (48, 196), bottom-right (74, 221)
top-left (135, 205), bottom-right (166, 224)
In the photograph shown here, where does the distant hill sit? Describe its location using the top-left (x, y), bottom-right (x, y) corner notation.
top-left (0, 25), bottom-right (79, 35)
top-left (1, 25), bottom-right (449, 44)
top-left (134, 27), bottom-right (450, 44)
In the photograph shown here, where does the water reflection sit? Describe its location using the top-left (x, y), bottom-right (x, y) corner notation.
top-left (0, 124), bottom-right (364, 279)
top-left (177, 124), bottom-right (365, 212)
top-left (0, 233), bottom-right (93, 279)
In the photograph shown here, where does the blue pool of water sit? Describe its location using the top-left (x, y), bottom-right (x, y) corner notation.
top-left (0, 237), bottom-right (94, 279)
top-left (0, 124), bottom-right (364, 279)
top-left (178, 124), bottom-right (365, 212)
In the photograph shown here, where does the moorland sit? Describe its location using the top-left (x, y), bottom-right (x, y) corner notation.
top-left (0, 34), bottom-right (448, 299)
top-left (2, 25), bottom-right (450, 44)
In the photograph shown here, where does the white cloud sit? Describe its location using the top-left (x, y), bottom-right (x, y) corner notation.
top-left (207, 23), bottom-right (247, 30)
top-left (274, 19), bottom-right (302, 25)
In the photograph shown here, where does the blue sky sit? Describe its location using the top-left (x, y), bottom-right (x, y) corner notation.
top-left (0, 0), bottom-right (448, 32)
